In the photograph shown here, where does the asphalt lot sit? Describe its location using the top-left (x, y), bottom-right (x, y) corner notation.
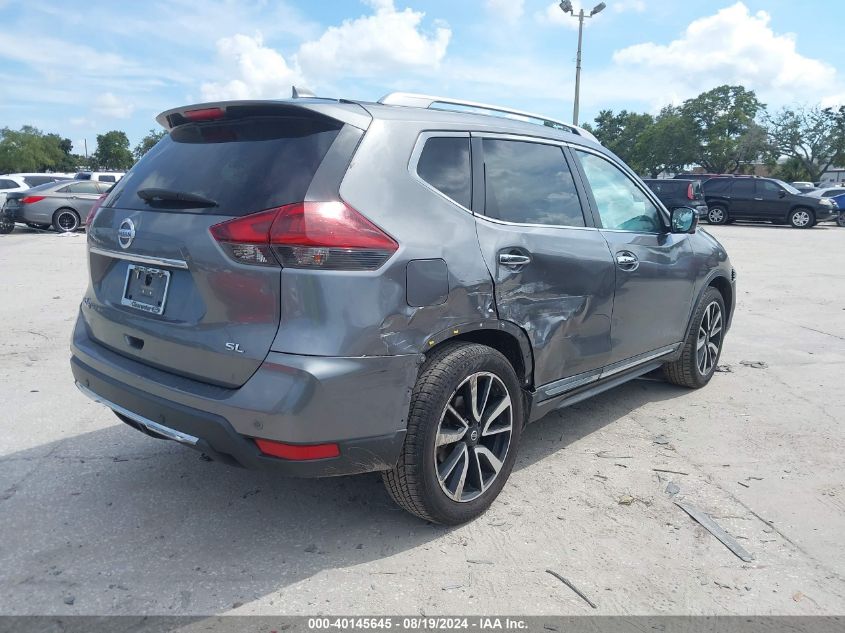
top-left (0, 223), bottom-right (844, 616)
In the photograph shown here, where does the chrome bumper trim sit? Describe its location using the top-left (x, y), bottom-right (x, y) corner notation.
top-left (88, 246), bottom-right (189, 270)
top-left (75, 382), bottom-right (199, 446)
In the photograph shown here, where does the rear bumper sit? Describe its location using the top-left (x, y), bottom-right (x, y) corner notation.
top-left (70, 315), bottom-right (421, 476)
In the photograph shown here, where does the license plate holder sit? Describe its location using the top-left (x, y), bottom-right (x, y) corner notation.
top-left (121, 264), bottom-right (171, 315)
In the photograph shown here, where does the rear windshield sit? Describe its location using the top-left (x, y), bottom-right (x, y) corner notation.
top-left (105, 116), bottom-right (342, 216)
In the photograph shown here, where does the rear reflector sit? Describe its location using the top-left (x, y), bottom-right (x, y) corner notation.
top-left (255, 438), bottom-right (340, 461)
top-left (183, 107), bottom-right (225, 122)
top-left (210, 202), bottom-right (398, 270)
top-left (21, 196), bottom-right (45, 204)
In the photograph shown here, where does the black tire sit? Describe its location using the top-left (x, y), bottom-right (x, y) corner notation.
top-left (382, 342), bottom-right (524, 525)
top-left (53, 208), bottom-right (80, 233)
top-left (0, 216), bottom-right (13, 234)
top-left (663, 287), bottom-right (726, 389)
top-left (707, 205), bottom-right (729, 225)
top-left (837, 214), bottom-right (845, 228)
top-left (788, 207), bottom-right (814, 229)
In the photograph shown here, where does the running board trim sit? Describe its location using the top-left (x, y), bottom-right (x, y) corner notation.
top-left (75, 381), bottom-right (199, 446)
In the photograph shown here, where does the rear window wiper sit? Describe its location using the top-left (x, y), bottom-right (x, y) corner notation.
top-left (136, 188), bottom-right (218, 208)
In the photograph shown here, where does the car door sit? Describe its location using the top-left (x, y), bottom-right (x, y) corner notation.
top-left (66, 181), bottom-right (102, 217)
top-left (471, 135), bottom-right (616, 388)
top-left (570, 148), bottom-right (697, 366)
top-left (729, 178), bottom-right (756, 218)
top-left (755, 179), bottom-right (786, 220)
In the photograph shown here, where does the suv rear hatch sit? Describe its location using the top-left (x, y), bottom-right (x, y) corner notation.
top-left (81, 101), bottom-right (368, 388)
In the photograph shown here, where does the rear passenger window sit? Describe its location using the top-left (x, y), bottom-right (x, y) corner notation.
top-left (416, 136), bottom-right (471, 209)
top-left (703, 178), bottom-right (731, 194)
top-left (0, 179), bottom-right (17, 190)
top-left (732, 179), bottom-right (754, 197)
top-left (482, 139), bottom-right (584, 227)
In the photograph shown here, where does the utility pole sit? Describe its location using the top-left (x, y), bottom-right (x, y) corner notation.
top-left (558, 1), bottom-right (607, 126)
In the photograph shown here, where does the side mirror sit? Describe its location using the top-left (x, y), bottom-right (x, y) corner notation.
top-left (670, 207), bottom-right (698, 234)
top-left (778, 189), bottom-right (786, 198)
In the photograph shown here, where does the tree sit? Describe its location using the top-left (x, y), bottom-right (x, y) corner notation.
top-left (133, 128), bottom-right (167, 161)
top-left (92, 130), bottom-right (133, 170)
top-left (589, 109), bottom-right (655, 174)
top-left (764, 104), bottom-right (845, 183)
top-left (0, 126), bottom-right (75, 173)
top-left (635, 106), bottom-right (699, 177)
top-left (681, 85), bottom-right (767, 173)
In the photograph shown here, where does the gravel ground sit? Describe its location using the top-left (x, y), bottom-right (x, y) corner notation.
top-left (0, 223), bottom-right (843, 615)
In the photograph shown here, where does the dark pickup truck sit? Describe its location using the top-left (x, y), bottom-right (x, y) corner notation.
top-left (643, 179), bottom-right (708, 218)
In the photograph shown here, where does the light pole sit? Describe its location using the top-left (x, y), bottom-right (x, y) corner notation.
top-left (559, 1), bottom-right (606, 125)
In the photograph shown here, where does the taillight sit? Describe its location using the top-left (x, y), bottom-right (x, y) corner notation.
top-left (21, 196), bottom-right (45, 204)
top-left (184, 107), bottom-right (224, 122)
top-left (85, 193), bottom-right (107, 227)
top-left (210, 202), bottom-right (398, 270)
top-left (687, 183), bottom-right (695, 200)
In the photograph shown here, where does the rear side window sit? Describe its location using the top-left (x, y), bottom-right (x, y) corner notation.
top-left (67, 182), bottom-right (101, 194)
top-left (0, 179), bottom-right (18, 189)
top-left (24, 176), bottom-right (55, 187)
top-left (482, 139), bottom-right (585, 227)
top-left (703, 178), bottom-right (731, 194)
top-left (416, 136), bottom-right (471, 208)
top-left (106, 116), bottom-right (342, 216)
top-left (732, 179), bottom-right (754, 197)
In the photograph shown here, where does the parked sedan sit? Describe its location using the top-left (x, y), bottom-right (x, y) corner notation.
top-left (2, 180), bottom-right (110, 233)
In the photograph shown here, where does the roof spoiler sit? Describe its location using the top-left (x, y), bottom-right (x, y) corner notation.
top-left (378, 92), bottom-right (599, 143)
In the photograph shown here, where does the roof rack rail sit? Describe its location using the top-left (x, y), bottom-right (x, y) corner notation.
top-left (378, 92), bottom-right (599, 143)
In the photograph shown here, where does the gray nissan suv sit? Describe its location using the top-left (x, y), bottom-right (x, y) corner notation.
top-left (71, 92), bottom-right (735, 524)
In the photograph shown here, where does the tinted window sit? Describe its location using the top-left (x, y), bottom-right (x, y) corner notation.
top-left (0, 179), bottom-right (18, 190)
top-left (68, 182), bottom-right (101, 194)
top-left (703, 178), bottom-right (731, 194)
top-left (107, 117), bottom-right (341, 216)
top-left (823, 189), bottom-right (845, 197)
top-left (732, 179), bottom-right (755, 197)
top-left (74, 172), bottom-right (92, 180)
top-left (575, 150), bottom-right (662, 232)
top-left (416, 137), bottom-right (471, 208)
top-left (98, 175), bottom-right (116, 183)
top-left (483, 139), bottom-right (584, 227)
top-left (758, 180), bottom-right (781, 196)
top-left (24, 176), bottom-right (56, 187)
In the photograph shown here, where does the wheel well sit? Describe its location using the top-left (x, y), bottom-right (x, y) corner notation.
top-left (708, 276), bottom-right (733, 324)
top-left (437, 329), bottom-right (531, 387)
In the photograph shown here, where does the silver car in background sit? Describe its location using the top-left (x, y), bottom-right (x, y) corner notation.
top-left (3, 180), bottom-right (110, 233)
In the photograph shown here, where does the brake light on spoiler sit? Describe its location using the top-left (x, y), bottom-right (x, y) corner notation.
top-left (210, 202), bottom-right (398, 271)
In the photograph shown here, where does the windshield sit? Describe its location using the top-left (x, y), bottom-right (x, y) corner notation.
top-left (774, 179), bottom-right (801, 194)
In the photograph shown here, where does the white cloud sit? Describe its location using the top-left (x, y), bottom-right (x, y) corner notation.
top-left (93, 93), bottom-right (135, 119)
top-left (484, 0), bottom-right (525, 22)
top-left (297, 0), bottom-right (451, 80)
top-left (612, 3), bottom-right (835, 95)
top-left (200, 34), bottom-right (304, 101)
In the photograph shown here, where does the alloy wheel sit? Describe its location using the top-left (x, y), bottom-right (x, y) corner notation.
top-left (56, 210), bottom-right (79, 232)
top-left (708, 208), bottom-right (724, 223)
top-left (434, 372), bottom-right (513, 503)
top-left (696, 301), bottom-right (723, 376)
top-left (792, 210), bottom-right (811, 227)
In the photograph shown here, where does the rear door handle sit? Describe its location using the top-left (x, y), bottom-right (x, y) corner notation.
top-left (615, 251), bottom-right (639, 271)
top-left (498, 253), bottom-right (531, 268)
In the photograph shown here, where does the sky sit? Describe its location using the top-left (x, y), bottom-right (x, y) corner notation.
top-left (0, 0), bottom-right (842, 153)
